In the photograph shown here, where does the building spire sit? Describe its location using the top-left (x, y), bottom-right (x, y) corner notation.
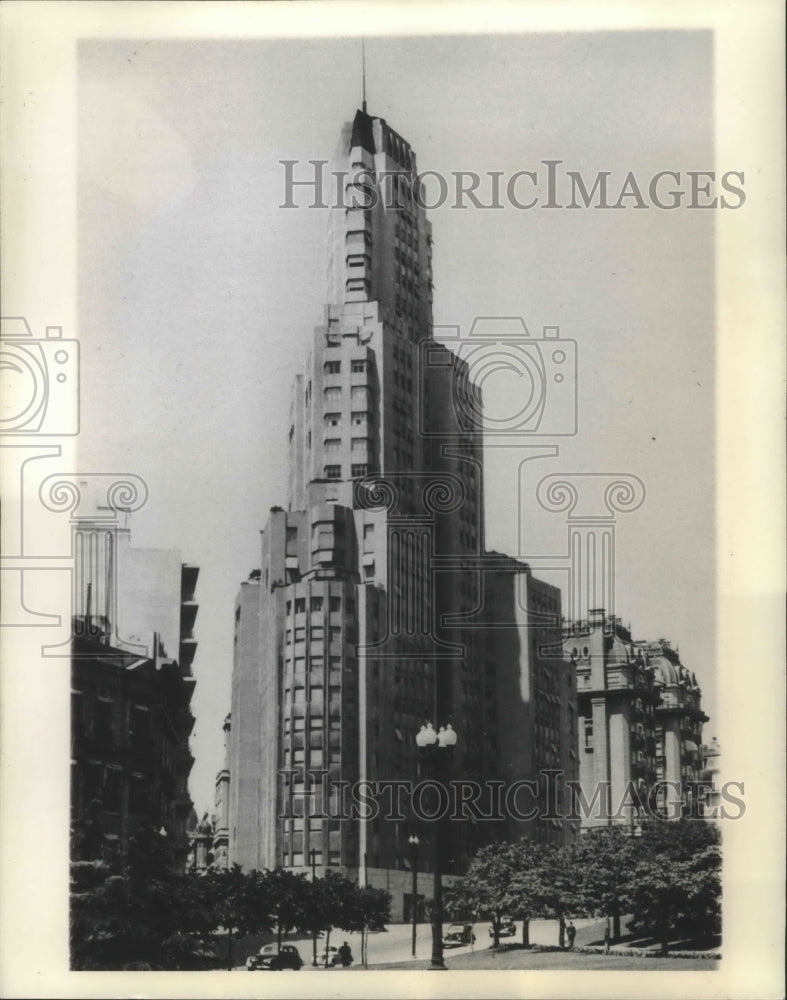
top-left (362, 36), bottom-right (367, 113)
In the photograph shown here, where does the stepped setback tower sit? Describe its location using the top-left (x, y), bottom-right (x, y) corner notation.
top-left (229, 108), bottom-right (576, 908)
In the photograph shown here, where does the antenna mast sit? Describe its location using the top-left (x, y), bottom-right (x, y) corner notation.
top-left (362, 36), bottom-right (367, 112)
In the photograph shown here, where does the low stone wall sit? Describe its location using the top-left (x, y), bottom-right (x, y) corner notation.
top-left (363, 867), bottom-right (461, 923)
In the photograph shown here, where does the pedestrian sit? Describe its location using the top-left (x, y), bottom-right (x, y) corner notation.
top-left (566, 921), bottom-right (576, 950)
top-left (603, 923), bottom-right (611, 955)
top-left (338, 941), bottom-right (353, 967)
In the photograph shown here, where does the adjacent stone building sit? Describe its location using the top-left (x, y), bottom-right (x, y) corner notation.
top-left (649, 640), bottom-right (708, 816)
top-left (70, 505), bottom-right (199, 863)
top-left (71, 626), bottom-right (196, 863)
top-left (564, 609), bottom-right (708, 830)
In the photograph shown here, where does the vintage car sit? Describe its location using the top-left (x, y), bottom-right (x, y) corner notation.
top-left (246, 943), bottom-right (304, 970)
top-left (489, 917), bottom-right (517, 938)
top-left (442, 922), bottom-right (476, 948)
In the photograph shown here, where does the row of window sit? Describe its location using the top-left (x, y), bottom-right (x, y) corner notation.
top-left (394, 220), bottom-right (418, 244)
top-left (395, 297), bottom-right (421, 321)
top-left (394, 246), bottom-right (420, 275)
top-left (324, 437), bottom-right (371, 452)
top-left (391, 370), bottom-right (413, 392)
top-left (286, 596), bottom-right (354, 615)
top-left (73, 692), bottom-right (153, 751)
top-left (324, 464), bottom-right (369, 479)
top-left (72, 762), bottom-right (159, 816)
top-left (325, 411), bottom-right (370, 427)
top-left (282, 850), bottom-right (342, 867)
top-left (324, 385), bottom-right (369, 402)
top-left (324, 359), bottom-right (367, 375)
top-left (391, 343), bottom-right (412, 366)
top-left (286, 625), bottom-right (344, 642)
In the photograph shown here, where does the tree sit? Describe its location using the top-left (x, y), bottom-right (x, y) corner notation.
top-left (505, 839), bottom-right (568, 947)
top-left (70, 825), bottom-right (220, 970)
top-left (311, 870), bottom-right (358, 965)
top-left (444, 842), bottom-right (510, 948)
top-left (263, 868), bottom-right (312, 948)
top-left (624, 820), bottom-right (721, 954)
top-left (204, 866), bottom-right (273, 969)
top-left (566, 827), bottom-right (638, 941)
top-left (344, 884), bottom-right (391, 968)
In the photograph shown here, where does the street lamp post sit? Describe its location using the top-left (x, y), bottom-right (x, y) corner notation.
top-left (310, 848), bottom-right (318, 967)
top-left (415, 721), bottom-right (458, 972)
top-left (408, 835), bottom-right (420, 957)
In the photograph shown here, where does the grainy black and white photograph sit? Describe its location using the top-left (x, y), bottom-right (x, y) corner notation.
top-left (0, 3), bottom-right (783, 999)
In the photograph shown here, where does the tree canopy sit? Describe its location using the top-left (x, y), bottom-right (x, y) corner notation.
top-left (70, 824), bottom-right (391, 970)
top-left (444, 820), bottom-right (721, 953)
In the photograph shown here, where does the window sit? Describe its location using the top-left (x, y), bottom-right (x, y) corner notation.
top-left (130, 705), bottom-right (150, 750)
top-left (310, 596), bottom-right (323, 613)
top-left (364, 563), bottom-right (375, 579)
top-left (324, 386), bottom-right (341, 401)
top-left (324, 438), bottom-right (341, 452)
top-left (351, 359), bottom-right (366, 373)
top-left (351, 437), bottom-right (368, 451)
top-left (329, 596), bottom-right (341, 613)
top-left (104, 767), bottom-right (123, 813)
top-left (294, 598), bottom-right (306, 614)
top-left (325, 413), bottom-right (341, 427)
top-left (346, 277), bottom-right (369, 293)
top-left (325, 360), bottom-right (341, 374)
top-left (129, 774), bottom-right (150, 815)
top-left (71, 691), bottom-right (84, 739)
top-left (324, 465), bottom-right (341, 480)
top-left (352, 464), bottom-right (368, 478)
top-left (351, 412), bottom-right (367, 426)
top-left (95, 698), bottom-right (113, 745)
top-left (584, 718), bottom-right (594, 751)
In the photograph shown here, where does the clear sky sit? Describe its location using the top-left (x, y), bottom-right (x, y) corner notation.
top-left (77, 32), bottom-right (715, 814)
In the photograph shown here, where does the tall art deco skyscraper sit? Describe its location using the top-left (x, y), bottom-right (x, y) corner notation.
top-left (229, 107), bottom-right (576, 906)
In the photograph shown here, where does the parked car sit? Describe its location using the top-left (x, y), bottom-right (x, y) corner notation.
top-left (489, 917), bottom-right (516, 938)
top-left (442, 923), bottom-right (476, 948)
top-left (321, 946), bottom-right (340, 967)
top-left (246, 944), bottom-right (303, 970)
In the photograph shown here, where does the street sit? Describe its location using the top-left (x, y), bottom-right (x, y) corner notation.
top-left (237, 918), bottom-right (598, 970)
